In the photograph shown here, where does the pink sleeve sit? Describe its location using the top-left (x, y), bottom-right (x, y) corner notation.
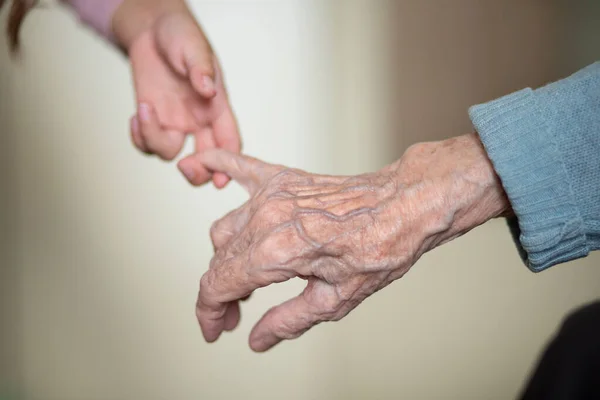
top-left (62, 0), bottom-right (124, 41)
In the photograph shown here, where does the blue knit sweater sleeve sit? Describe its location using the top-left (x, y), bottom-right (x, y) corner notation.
top-left (469, 62), bottom-right (600, 272)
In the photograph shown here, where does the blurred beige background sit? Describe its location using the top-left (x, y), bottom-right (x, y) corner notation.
top-left (1, 1), bottom-right (600, 399)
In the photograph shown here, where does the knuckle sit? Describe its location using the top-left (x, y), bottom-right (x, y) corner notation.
top-left (196, 301), bottom-right (226, 322)
top-left (254, 198), bottom-right (293, 224)
top-left (226, 235), bottom-right (251, 259)
top-left (329, 312), bottom-right (345, 322)
top-left (252, 238), bottom-right (277, 265)
top-left (199, 273), bottom-right (214, 295)
top-left (209, 221), bottom-right (225, 246)
top-left (277, 326), bottom-right (305, 340)
top-left (319, 303), bottom-right (341, 320)
top-left (253, 202), bottom-right (275, 224)
top-left (256, 227), bottom-right (303, 267)
top-left (312, 291), bottom-right (345, 321)
top-left (270, 168), bottom-right (300, 187)
top-left (276, 317), bottom-right (310, 340)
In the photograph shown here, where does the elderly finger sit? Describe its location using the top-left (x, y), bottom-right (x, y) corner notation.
top-left (196, 248), bottom-right (297, 343)
top-left (177, 128), bottom-right (216, 185)
top-left (193, 149), bottom-right (282, 195)
top-left (210, 206), bottom-right (247, 249)
top-left (248, 279), bottom-right (340, 352)
top-left (223, 301), bottom-right (241, 331)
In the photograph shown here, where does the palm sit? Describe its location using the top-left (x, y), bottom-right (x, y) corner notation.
top-left (128, 15), bottom-right (239, 186)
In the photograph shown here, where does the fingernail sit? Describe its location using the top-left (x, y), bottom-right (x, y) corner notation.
top-left (138, 103), bottom-right (151, 121)
top-left (202, 76), bottom-right (215, 93)
top-left (180, 165), bottom-right (195, 181)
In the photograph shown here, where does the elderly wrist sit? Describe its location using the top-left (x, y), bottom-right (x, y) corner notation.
top-left (385, 133), bottom-right (511, 249)
top-left (435, 133), bottom-right (512, 241)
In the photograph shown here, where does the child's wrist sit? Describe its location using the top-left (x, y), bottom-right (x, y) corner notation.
top-left (111, 0), bottom-right (189, 51)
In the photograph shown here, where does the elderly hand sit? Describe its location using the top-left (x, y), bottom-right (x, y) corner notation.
top-left (194, 133), bottom-right (510, 351)
top-left (113, 3), bottom-right (240, 187)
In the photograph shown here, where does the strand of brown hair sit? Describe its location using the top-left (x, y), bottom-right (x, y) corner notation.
top-left (1, 0), bottom-right (37, 52)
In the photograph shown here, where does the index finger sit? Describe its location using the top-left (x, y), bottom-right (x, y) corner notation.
top-left (196, 246), bottom-right (296, 342)
top-left (194, 149), bottom-right (282, 195)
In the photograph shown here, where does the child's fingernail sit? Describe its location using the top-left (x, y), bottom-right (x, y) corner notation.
top-left (203, 76), bottom-right (215, 93)
top-left (138, 103), bottom-right (151, 121)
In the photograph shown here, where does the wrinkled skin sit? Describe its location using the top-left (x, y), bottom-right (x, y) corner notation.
top-left (194, 133), bottom-right (510, 352)
top-left (126, 11), bottom-right (240, 187)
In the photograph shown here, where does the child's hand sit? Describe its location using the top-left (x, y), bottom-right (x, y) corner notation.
top-left (117, 5), bottom-right (241, 187)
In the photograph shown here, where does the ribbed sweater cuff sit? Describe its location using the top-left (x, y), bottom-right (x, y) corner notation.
top-left (469, 89), bottom-right (589, 272)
